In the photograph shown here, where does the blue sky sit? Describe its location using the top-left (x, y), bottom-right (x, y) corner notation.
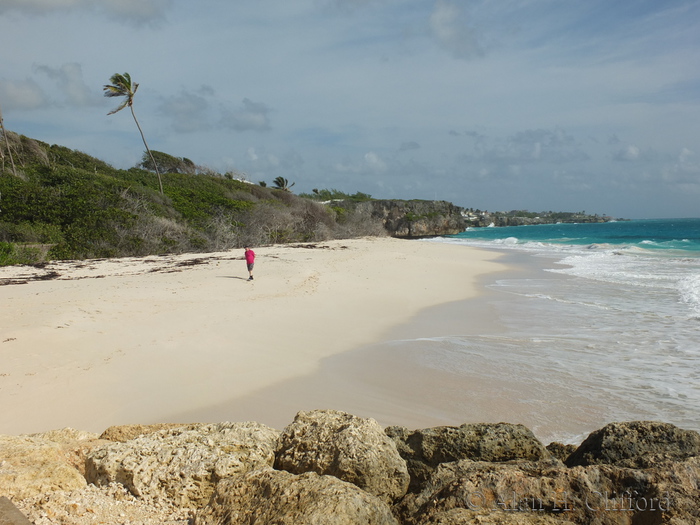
top-left (1, 0), bottom-right (698, 218)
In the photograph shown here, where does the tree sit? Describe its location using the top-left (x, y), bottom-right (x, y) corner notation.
top-left (272, 176), bottom-right (295, 192)
top-left (0, 103), bottom-right (17, 176)
top-left (139, 150), bottom-right (196, 174)
top-left (103, 72), bottom-right (163, 194)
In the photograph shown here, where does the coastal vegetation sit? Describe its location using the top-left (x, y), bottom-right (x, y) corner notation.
top-left (0, 133), bottom-right (387, 266)
top-left (0, 131), bottom-right (617, 266)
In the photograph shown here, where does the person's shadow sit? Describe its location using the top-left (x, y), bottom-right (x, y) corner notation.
top-left (219, 276), bottom-right (251, 281)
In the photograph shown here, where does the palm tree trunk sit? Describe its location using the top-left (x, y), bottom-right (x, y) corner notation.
top-left (0, 105), bottom-right (18, 177)
top-left (129, 105), bottom-right (163, 195)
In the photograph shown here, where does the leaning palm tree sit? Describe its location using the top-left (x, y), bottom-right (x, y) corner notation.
top-left (103, 72), bottom-right (163, 195)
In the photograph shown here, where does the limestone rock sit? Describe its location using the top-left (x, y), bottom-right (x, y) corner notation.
top-left (29, 427), bottom-right (107, 478)
top-left (31, 428), bottom-right (100, 443)
top-left (0, 434), bottom-right (87, 501)
top-left (16, 482), bottom-right (192, 525)
top-left (565, 421), bottom-right (700, 468)
top-left (644, 456), bottom-right (700, 524)
top-left (545, 442), bottom-right (577, 463)
top-left (85, 421), bottom-right (279, 508)
top-left (99, 423), bottom-right (195, 442)
top-left (332, 200), bottom-right (467, 238)
top-left (274, 409), bottom-right (409, 503)
top-left (195, 468), bottom-right (399, 525)
top-left (386, 423), bottom-right (551, 492)
top-left (409, 507), bottom-right (576, 524)
top-left (395, 459), bottom-right (656, 525)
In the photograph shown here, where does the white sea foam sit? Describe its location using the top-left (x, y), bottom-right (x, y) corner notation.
top-left (678, 274), bottom-right (700, 316)
top-left (419, 233), bottom-right (700, 441)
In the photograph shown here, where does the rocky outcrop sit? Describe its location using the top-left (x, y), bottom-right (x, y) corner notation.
top-left (396, 459), bottom-right (644, 525)
top-left (0, 431), bottom-right (91, 500)
top-left (546, 441), bottom-right (577, 462)
top-left (565, 421), bottom-right (700, 469)
top-left (17, 483), bottom-right (193, 525)
top-left (395, 456), bottom-right (700, 524)
top-left (194, 468), bottom-right (399, 525)
top-left (99, 423), bottom-right (195, 442)
top-left (274, 409), bottom-right (410, 503)
top-left (2, 416), bottom-right (699, 525)
top-left (336, 200), bottom-right (467, 238)
top-left (387, 423), bottom-right (551, 492)
top-left (85, 421), bottom-right (279, 508)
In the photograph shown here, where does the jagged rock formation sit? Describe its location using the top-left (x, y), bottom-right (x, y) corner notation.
top-left (335, 200), bottom-right (467, 238)
top-left (564, 421), bottom-right (700, 468)
top-left (1, 415), bottom-right (699, 524)
top-left (275, 410), bottom-right (410, 503)
top-left (386, 423), bottom-right (551, 492)
top-left (194, 469), bottom-right (399, 525)
top-left (331, 199), bottom-right (619, 238)
top-left (394, 458), bottom-right (691, 525)
top-left (0, 430), bottom-right (92, 500)
top-left (85, 422), bottom-right (279, 508)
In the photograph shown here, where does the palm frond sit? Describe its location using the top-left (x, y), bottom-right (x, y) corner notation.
top-left (103, 85), bottom-right (126, 98)
top-left (104, 72), bottom-right (138, 114)
top-left (107, 99), bottom-right (129, 115)
top-left (110, 72), bottom-right (132, 89)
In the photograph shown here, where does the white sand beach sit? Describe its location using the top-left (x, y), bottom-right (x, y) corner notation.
top-left (0, 237), bottom-right (507, 435)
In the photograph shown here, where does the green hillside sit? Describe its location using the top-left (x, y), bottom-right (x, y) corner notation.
top-left (0, 132), bottom-right (384, 266)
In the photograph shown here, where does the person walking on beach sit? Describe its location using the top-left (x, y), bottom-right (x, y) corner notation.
top-left (244, 247), bottom-right (255, 281)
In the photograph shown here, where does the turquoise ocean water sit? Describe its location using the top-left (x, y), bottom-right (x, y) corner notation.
top-left (420, 218), bottom-right (700, 442)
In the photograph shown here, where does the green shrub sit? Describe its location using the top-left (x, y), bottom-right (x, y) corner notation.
top-left (1, 134), bottom-right (390, 263)
top-left (0, 242), bottom-right (45, 266)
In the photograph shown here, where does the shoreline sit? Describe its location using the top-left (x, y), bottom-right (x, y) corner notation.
top-left (175, 248), bottom-right (600, 444)
top-left (0, 237), bottom-right (509, 436)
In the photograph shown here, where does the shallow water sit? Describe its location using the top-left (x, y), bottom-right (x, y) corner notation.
top-left (409, 219), bottom-right (700, 442)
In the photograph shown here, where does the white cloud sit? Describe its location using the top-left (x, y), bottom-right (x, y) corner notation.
top-left (679, 147), bottom-right (695, 166)
top-left (0, 78), bottom-right (47, 110)
top-left (158, 90), bottom-right (210, 133)
top-left (34, 62), bottom-right (100, 107)
top-left (0, 0), bottom-right (172, 25)
top-left (662, 148), bottom-right (700, 184)
top-left (614, 145), bottom-right (641, 161)
top-left (364, 151), bottom-right (387, 172)
top-left (0, 1), bottom-right (698, 217)
top-left (221, 99), bottom-right (271, 133)
top-left (331, 151), bottom-right (388, 176)
top-left (461, 128), bottom-right (590, 165)
top-left (429, 0), bottom-right (483, 60)
top-left (241, 146), bottom-right (302, 181)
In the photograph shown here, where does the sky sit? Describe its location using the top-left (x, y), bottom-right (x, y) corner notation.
top-left (1, 0), bottom-right (699, 219)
